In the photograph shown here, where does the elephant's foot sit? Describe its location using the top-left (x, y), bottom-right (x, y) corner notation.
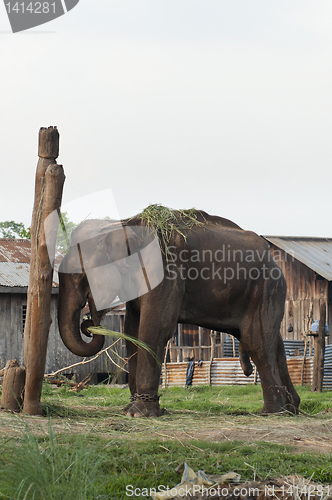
top-left (122, 401), bottom-right (133, 414)
top-left (123, 393), bottom-right (163, 418)
top-left (261, 384), bottom-right (299, 415)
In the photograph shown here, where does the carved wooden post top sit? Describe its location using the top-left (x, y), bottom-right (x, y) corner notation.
top-left (38, 126), bottom-right (59, 159)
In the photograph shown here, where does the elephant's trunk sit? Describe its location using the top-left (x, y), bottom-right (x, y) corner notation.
top-left (58, 271), bottom-right (105, 357)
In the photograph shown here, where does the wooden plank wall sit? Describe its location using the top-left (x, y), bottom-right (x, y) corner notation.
top-left (0, 293), bottom-right (26, 368)
top-left (270, 245), bottom-right (329, 343)
top-left (0, 293), bottom-right (125, 382)
top-left (169, 325), bottom-right (223, 362)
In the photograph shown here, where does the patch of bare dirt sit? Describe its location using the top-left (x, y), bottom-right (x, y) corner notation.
top-left (172, 415), bottom-right (332, 454)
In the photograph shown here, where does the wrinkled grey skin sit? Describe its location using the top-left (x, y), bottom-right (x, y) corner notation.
top-left (58, 212), bottom-right (300, 417)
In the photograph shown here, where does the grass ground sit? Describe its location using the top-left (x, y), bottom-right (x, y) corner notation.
top-left (0, 384), bottom-right (331, 499)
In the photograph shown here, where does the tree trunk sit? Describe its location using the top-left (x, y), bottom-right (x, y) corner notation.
top-left (23, 126), bottom-right (65, 415)
top-left (1, 360), bottom-right (26, 411)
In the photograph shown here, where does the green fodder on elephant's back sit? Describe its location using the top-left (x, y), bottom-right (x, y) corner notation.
top-left (135, 204), bottom-right (204, 248)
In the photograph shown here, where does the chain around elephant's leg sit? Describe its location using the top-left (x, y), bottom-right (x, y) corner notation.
top-left (125, 393), bottom-right (163, 418)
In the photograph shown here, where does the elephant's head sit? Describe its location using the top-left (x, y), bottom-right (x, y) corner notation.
top-left (57, 219), bottom-right (163, 357)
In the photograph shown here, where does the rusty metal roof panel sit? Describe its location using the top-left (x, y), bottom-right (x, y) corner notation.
top-left (211, 359), bottom-right (258, 385)
top-left (0, 239), bottom-right (60, 288)
top-left (263, 236), bottom-right (332, 281)
top-left (0, 239), bottom-right (31, 263)
top-left (0, 262), bottom-right (60, 288)
top-left (0, 262), bottom-right (30, 287)
top-left (162, 357), bottom-right (315, 388)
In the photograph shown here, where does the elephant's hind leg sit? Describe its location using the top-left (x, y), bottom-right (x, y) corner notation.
top-left (248, 349), bottom-right (288, 413)
top-left (246, 333), bottom-right (300, 414)
top-left (276, 334), bottom-right (300, 413)
top-left (241, 314), bottom-right (289, 413)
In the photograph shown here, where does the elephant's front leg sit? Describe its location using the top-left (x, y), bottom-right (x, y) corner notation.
top-left (125, 322), bottom-right (168, 417)
top-left (126, 293), bottom-right (180, 417)
top-left (122, 304), bottom-right (140, 414)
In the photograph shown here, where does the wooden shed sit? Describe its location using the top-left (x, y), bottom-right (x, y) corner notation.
top-left (264, 237), bottom-right (332, 344)
top-left (0, 239), bottom-right (125, 383)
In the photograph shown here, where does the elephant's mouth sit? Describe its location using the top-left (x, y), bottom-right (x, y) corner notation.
top-left (80, 318), bottom-right (95, 338)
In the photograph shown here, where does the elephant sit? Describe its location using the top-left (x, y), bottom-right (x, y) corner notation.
top-left (57, 208), bottom-right (300, 417)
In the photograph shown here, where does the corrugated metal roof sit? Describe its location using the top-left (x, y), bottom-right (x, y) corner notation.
top-left (0, 239), bottom-right (31, 263)
top-left (0, 262), bottom-right (30, 287)
top-left (0, 239), bottom-right (60, 288)
top-left (263, 236), bottom-right (332, 281)
top-left (162, 358), bottom-right (314, 388)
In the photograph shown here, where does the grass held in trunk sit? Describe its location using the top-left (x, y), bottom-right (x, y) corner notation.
top-left (88, 326), bottom-right (160, 364)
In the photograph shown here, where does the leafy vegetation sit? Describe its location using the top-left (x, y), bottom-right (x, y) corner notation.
top-left (56, 211), bottom-right (77, 253)
top-left (0, 385), bottom-right (331, 499)
top-left (0, 221), bottom-right (30, 239)
top-left (136, 204), bottom-right (203, 248)
top-left (0, 213), bottom-right (77, 252)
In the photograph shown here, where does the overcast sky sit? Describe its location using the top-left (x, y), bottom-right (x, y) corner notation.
top-left (1, 1), bottom-right (331, 236)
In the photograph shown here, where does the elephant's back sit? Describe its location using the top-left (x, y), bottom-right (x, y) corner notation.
top-left (195, 210), bottom-right (243, 230)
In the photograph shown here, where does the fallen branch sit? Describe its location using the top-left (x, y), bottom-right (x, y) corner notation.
top-left (105, 348), bottom-right (129, 371)
top-left (46, 373), bottom-right (92, 391)
top-left (44, 327), bottom-right (155, 381)
top-left (45, 338), bottom-right (129, 378)
top-left (73, 373), bottom-right (92, 391)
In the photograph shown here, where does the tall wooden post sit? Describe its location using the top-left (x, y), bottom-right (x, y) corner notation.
top-left (311, 301), bottom-right (326, 392)
top-left (198, 327), bottom-right (203, 360)
top-left (210, 331), bottom-right (216, 361)
top-left (178, 324), bottom-right (183, 362)
top-left (23, 126), bottom-right (65, 415)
